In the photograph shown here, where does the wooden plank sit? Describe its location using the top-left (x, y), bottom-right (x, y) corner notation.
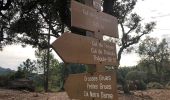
top-left (71, 0), bottom-right (119, 38)
top-left (52, 32), bottom-right (118, 65)
top-left (64, 71), bottom-right (118, 100)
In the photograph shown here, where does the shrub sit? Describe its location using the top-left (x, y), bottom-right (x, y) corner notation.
top-left (126, 71), bottom-right (147, 81)
top-left (147, 73), bottom-right (160, 83)
top-left (165, 82), bottom-right (170, 89)
top-left (147, 82), bottom-right (163, 89)
top-left (136, 80), bottom-right (147, 90)
top-left (0, 75), bottom-right (10, 87)
top-left (127, 80), bottom-right (146, 90)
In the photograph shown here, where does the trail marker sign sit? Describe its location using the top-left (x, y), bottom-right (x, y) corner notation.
top-left (52, 0), bottom-right (119, 100)
top-left (52, 32), bottom-right (117, 65)
top-left (64, 72), bottom-right (118, 100)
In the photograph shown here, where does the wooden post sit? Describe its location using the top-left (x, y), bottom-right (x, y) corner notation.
top-left (84, 0), bottom-right (105, 73)
top-left (85, 1), bottom-right (118, 99)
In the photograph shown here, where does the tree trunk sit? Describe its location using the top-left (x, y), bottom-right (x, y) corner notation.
top-left (103, 0), bottom-right (130, 94)
top-left (118, 47), bottom-right (124, 62)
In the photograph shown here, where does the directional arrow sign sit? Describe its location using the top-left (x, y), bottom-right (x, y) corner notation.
top-left (52, 32), bottom-right (118, 65)
top-left (64, 72), bottom-right (118, 100)
top-left (71, 0), bottom-right (118, 38)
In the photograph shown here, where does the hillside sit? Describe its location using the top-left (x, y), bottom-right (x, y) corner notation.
top-left (0, 67), bottom-right (15, 76)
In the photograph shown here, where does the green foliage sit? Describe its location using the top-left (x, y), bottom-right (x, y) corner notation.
top-left (138, 37), bottom-right (170, 74)
top-left (137, 37), bottom-right (170, 83)
top-left (9, 59), bottom-right (37, 80)
top-left (117, 67), bottom-right (131, 86)
top-left (35, 86), bottom-right (44, 92)
top-left (117, 67), bottom-right (133, 93)
top-left (126, 70), bottom-right (147, 81)
top-left (118, 67), bottom-right (131, 78)
top-left (66, 64), bottom-right (87, 74)
top-left (137, 60), bottom-right (155, 74)
top-left (32, 74), bottom-right (44, 92)
top-left (138, 37), bottom-right (158, 56)
top-left (0, 75), bottom-right (10, 87)
top-left (35, 49), bottom-right (47, 73)
top-left (18, 59), bottom-right (37, 75)
top-left (136, 80), bottom-right (147, 90)
top-left (35, 49), bottom-right (60, 91)
top-left (127, 80), bottom-right (146, 90)
top-left (147, 82), bottom-right (164, 89)
top-left (163, 70), bottom-right (170, 82)
top-left (11, 69), bottom-right (25, 79)
top-left (0, 0), bottom-right (62, 49)
top-left (124, 70), bottom-right (147, 90)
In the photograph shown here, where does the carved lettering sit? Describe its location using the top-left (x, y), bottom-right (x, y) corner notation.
top-left (84, 75), bottom-right (98, 82)
top-left (101, 92), bottom-right (113, 99)
top-left (99, 83), bottom-right (112, 90)
top-left (90, 91), bottom-right (100, 98)
top-left (84, 91), bottom-right (89, 97)
top-left (92, 41), bottom-right (98, 47)
top-left (87, 83), bottom-right (98, 89)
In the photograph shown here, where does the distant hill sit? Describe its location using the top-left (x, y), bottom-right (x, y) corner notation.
top-left (0, 67), bottom-right (15, 76)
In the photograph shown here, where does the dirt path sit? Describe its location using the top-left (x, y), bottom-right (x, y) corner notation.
top-left (0, 89), bottom-right (170, 100)
top-left (0, 89), bottom-right (69, 100)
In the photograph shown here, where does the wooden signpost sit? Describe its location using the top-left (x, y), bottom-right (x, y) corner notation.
top-left (52, 0), bottom-right (119, 100)
top-left (71, 0), bottom-right (118, 38)
top-left (64, 72), bottom-right (118, 100)
top-left (52, 32), bottom-right (117, 65)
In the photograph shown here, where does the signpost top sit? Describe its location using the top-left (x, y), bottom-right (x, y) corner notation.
top-left (71, 0), bottom-right (119, 38)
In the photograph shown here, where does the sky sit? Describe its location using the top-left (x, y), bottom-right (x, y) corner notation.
top-left (0, 0), bottom-right (170, 70)
top-left (120, 0), bottom-right (170, 66)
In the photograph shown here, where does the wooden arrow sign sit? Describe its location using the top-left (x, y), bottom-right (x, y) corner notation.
top-left (64, 72), bottom-right (118, 100)
top-left (52, 32), bottom-right (118, 65)
top-left (71, 0), bottom-right (118, 38)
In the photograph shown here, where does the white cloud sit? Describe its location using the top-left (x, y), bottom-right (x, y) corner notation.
top-left (0, 45), bottom-right (36, 70)
top-left (120, 53), bottom-right (140, 67)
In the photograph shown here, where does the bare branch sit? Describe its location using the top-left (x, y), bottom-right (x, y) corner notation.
top-left (39, 33), bottom-right (60, 38)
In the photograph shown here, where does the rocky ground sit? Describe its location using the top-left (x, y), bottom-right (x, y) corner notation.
top-left (0, 89), bottom-right (170, 100)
